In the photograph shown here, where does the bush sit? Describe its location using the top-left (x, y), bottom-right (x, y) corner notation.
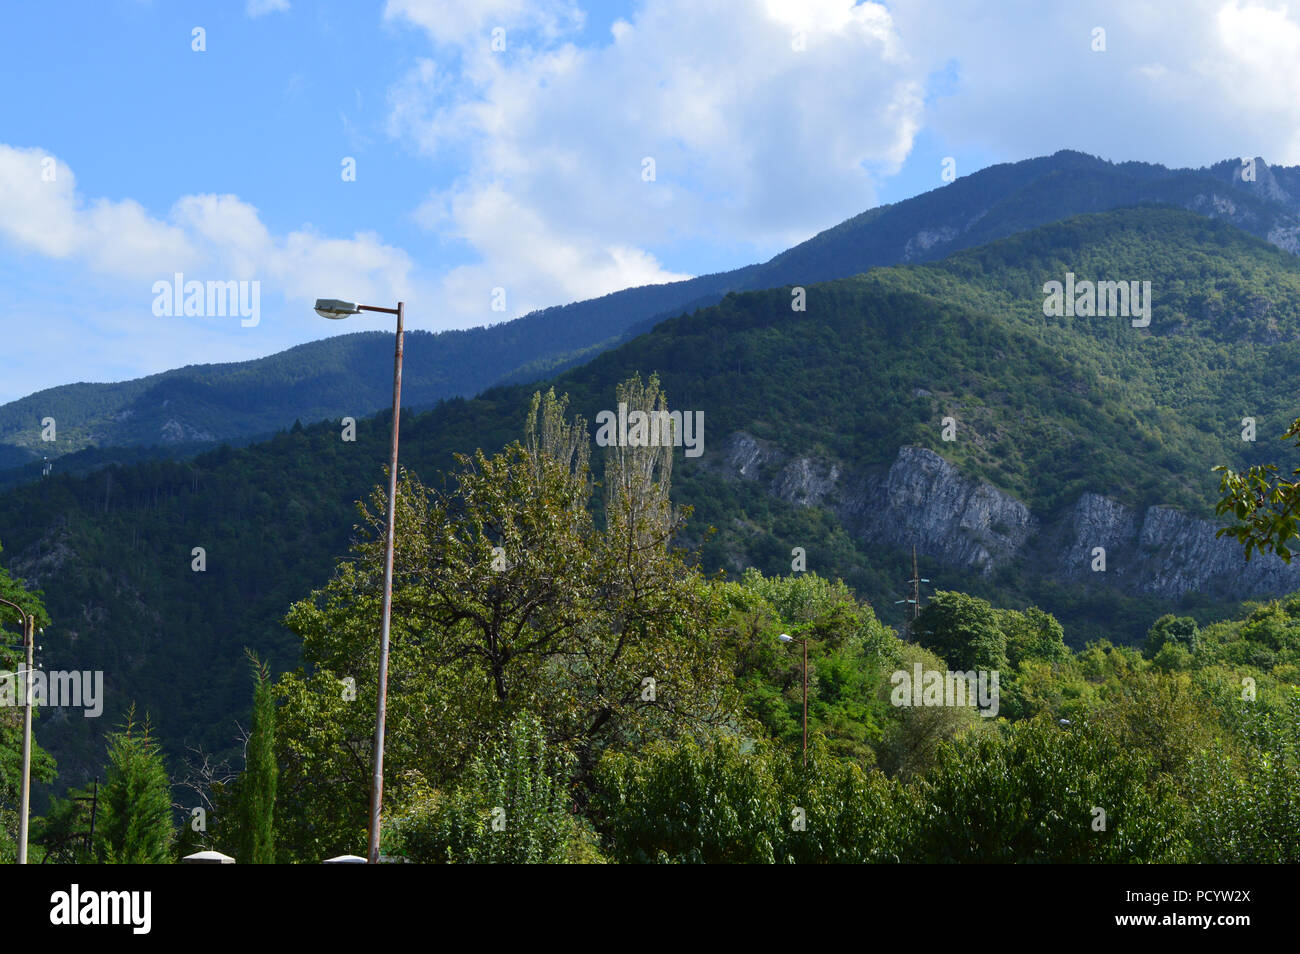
top-left (1144, 615), bottom-right (1199, 658)
top-left (1188, 691), bottom-right (1300, 863)
top-left (593, 733), bottom-right (909, 863)
top-left (898, 716), bottom-right (1189, 863)
top-left (382, 714), bottom-right (601, 863)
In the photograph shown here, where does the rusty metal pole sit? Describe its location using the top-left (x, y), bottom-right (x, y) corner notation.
top-left (18, 612), bottom-right (33, 864)
top-left (367, 301), bottom-right (404, 864)
top-left (802, 636), bottom-right (807, 767)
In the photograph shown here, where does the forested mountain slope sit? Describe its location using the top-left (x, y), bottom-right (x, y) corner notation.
top-left (5, 151), bottom-right (1297, 472)
top-left (5, 206), bottom-right (1300, 796)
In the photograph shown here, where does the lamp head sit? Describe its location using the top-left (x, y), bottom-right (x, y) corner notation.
top-left (314, 298), bottom-right (361, 319)
top-left (778, 633), bottom-right (794, 643)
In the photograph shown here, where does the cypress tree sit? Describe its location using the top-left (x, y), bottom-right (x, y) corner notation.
top-left (234, 652), bottom-right (277, 863)
top-left (97, 706), bottom-right (173, 864)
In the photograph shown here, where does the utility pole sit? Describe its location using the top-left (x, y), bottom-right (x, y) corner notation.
top-left (909, 546), bottom-right (923, 622)
top-left (75, 776), bottom-right (99, 858)
top-left (895, 546), bottom-right (931, 638)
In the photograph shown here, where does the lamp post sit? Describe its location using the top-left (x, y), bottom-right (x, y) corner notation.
top-left (778, 632), bottom-right (811, 766)
top-left (0, 597), bottom-right (35, 864)
top-left (314, 297), bottom-right (405, 864)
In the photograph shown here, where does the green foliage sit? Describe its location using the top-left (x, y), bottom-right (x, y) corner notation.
top-left (0, 542), bottom-right (56, 862)
top-left (900, 716), bottom-right (1188, 862)
top-left (231, 653), bottom-right (276, 864)
top-left (273, 384), bottom-right (741, 861)
top-left (594, 716), bottom-right (1192, 863)
top-left (594, 733), bottom-right (906, 864)
top-left (1188, 690), bottom-right (1300, 862)
top-left (383, 714), bottom-right (600, 864)
top-left (1214, 416), bottom-right (1300, 561)
top-left (1144, 614), bottom-right (1200, 658)
top-left (915, 591), bottom-right (1006, 671)
top-left (30, 784), bottom-right (98, 864)
top-left (724, 569), bottom-right (901, 765)
top-left (96, 709), bottom-right (173, 864)
top-left (873, 642), bottom-right (988, 779)
top-left (594, 735), bottom-right (784, 863)
top-left (999, 607), bottom-right (1069, 667)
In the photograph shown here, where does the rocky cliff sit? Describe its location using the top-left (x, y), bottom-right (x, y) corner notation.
top-left (706, 430), bottom-right (1300, 601)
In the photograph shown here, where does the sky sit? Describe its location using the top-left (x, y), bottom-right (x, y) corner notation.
top-left (1, 0), bottom-right (1298, 402)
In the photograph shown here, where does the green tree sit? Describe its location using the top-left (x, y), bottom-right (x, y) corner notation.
top-left (274, 382), bottom-right (740, 860)
top-left (96, 709), bottom-right (173, 864)
top-left (874, 640), bottom-right (988, 779)
top-left (1215, 417), bottom-right (1300, 560)
top-left (998, 606), bottom-right (1068, 667)
top-left (383, 713), bottom-right (599, 863)
top-left (915, 591), bottom-right (1006, 671)
top-left (232, 652), bottom-right (276, 864)
top-left (0, 541), bottom-right (55, 863)
top-left (1144, 614), bottom-right (1199, 658)
top-left (1188, 690), bottom-right (1300, 862)
top-left (594, 734), bottom-right (787, 863)
top-left (901, 716), bottom-right (1188, 862)
top-left (593, 732), bottom-right (910, 864)
top-left (31, 785), bottom-right (98, 864)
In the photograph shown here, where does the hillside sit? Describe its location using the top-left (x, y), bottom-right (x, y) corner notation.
top-left (7, 206), bottom-right (1300, 796)
top-left (5, 151), bottom-right (1299, 472)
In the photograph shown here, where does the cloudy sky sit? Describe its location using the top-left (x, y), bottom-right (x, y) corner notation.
top-left (0, 0), bottom-right (1297, 401)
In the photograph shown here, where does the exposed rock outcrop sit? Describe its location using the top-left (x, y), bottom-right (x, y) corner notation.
top-left (705, 430), bottom-right (1300, 600)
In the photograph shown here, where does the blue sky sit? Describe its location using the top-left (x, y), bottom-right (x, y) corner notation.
top-left (1, 0), bottom-right (1297, 402)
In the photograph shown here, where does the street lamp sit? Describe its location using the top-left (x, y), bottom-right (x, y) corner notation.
top-left (777, 632), bottom-right (812, 766)
top-left (315, 297), bottom-right (405, 864)
top-left (0, 597), bottom-right (36, 864)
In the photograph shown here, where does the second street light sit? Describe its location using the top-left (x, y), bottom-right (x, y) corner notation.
top-left (315, 297), bottom-right (404, 864)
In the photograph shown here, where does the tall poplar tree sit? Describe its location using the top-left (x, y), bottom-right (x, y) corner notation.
top-left (234, 652), bottom-right (277, 863)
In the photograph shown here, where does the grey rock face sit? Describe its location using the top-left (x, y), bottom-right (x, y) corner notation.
top-left (703, 430), bottom-right (1300, 600)
top-left (159, 419), bottom-right (215, 444)
top-left (715, 430), bottom-right (780, 481)
top-left (853, 446), bottom-right (1036, 574)
top-left (771, 456), bottom-right (841, 508)
top-left (903, 226), bottom-right (960, 261)
top-left (1052, 493), bottom-right (1300, 598)
top-left (1267, 224), bottom-right (1300, 255)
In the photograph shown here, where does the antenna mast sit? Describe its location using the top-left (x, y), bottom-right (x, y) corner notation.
top-left (894, 545), bottom-right (931, 636)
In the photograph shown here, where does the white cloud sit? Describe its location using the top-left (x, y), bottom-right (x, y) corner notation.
top-left (389, 0), bottom-right (924, 323)
top-left (0, 144), bottom-right (415, 311)
top-left (246, 0), bottom-right (289, 18)
top-left (888, 0), bottom-right (1300, 167)
top-left (384, 0), bottom-right (584, 47)
top-left (0, 147), bottom-right (191, 273)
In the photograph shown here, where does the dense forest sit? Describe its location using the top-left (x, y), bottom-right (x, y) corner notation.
top-left (4, 206), bottom-right (1300, 799)
top-left (4, 383), bottom-right (1296, 863)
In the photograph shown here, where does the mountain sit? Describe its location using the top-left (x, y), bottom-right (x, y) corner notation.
top-left (6, 204), bottom-right (1300, 795)
top-left (5, 150), bottom-right (1299, 473)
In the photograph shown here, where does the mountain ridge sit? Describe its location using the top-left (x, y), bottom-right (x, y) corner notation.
top-left (6, 150), bottom-right (1300, 473)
